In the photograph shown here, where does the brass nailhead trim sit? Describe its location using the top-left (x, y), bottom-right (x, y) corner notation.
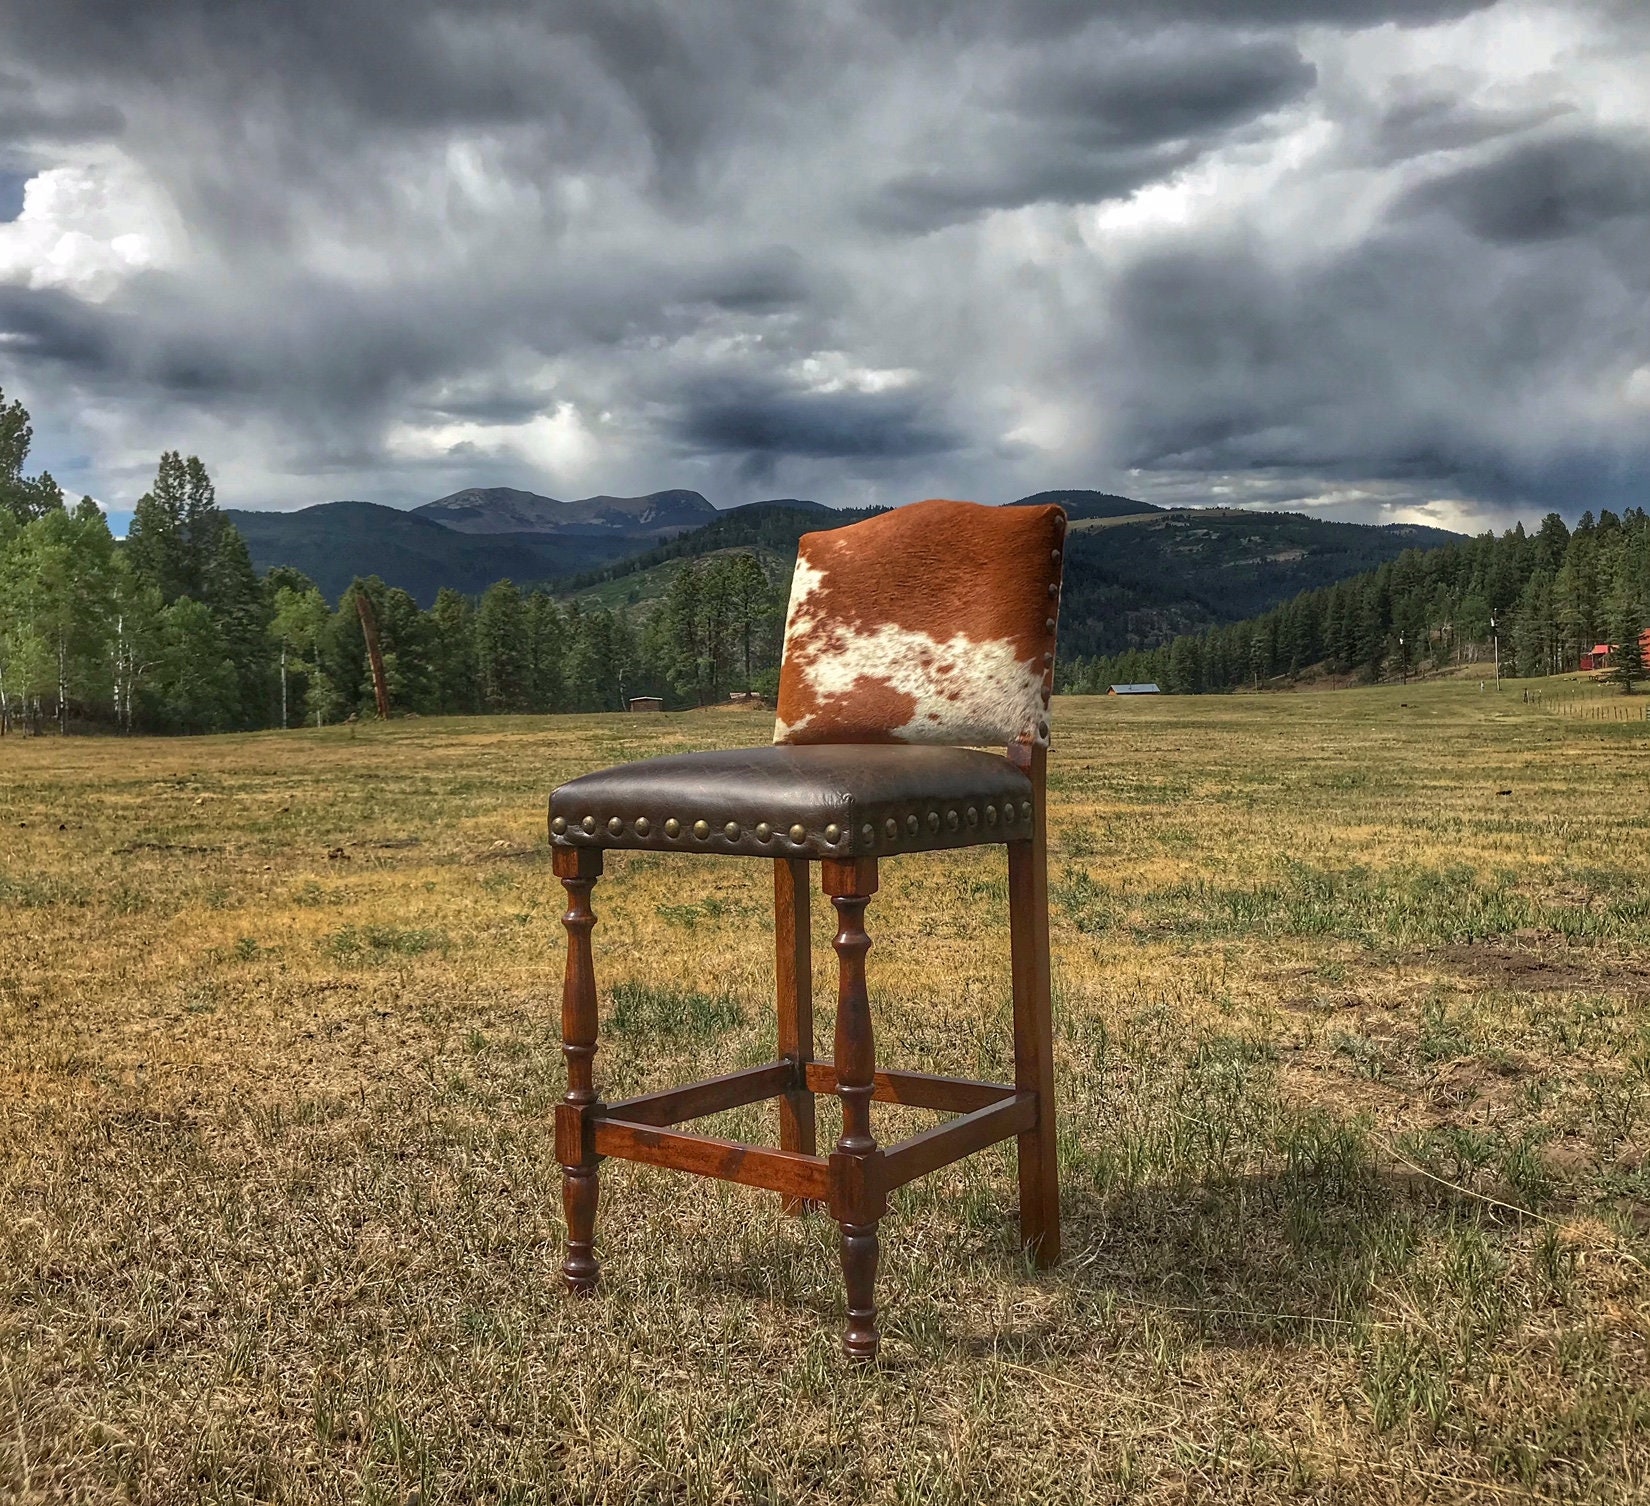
top-left (693, 820), bottom-right (711, 839)
top-left (884, 817), bottom-right (898, 838)
top-left (551, 816), bottom-right (567, 835)
top-left (607, 816), bottom-right (624, 836)
top-left (581, 815), bottom-right (597, 834)
top-left (755, 822), bottom-right (772, 841)
top-left (665, 818), bottom-right (681, 838)
top-left (724, 821), bottom-right (741, 840)
top-left (789, 823), bottom-right (807, 843)
top-left (825, 824), bottom-right (842, 843)
top-left (634, 817), bottom-right (650, 837)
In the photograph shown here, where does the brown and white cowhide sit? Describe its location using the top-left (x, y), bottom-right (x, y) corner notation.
top-left (774, 498), bottom-right (1065, 749)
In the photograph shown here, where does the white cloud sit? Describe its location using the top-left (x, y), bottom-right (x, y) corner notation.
top-left (0, 157), bottom-right (177, 300)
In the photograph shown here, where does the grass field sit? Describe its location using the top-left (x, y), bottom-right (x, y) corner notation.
top-left (3, 681), bottom-right (1649, 1504)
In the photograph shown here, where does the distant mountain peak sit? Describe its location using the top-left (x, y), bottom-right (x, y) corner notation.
top-left (415, 486), bottom-right (715, 537)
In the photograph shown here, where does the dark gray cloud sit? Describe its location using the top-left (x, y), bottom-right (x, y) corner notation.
top-left (674, 376), bottom-right (962, 470)
top-left (0, 0), bottom-right (1645, 528)
top-left (867, 36), bottom-right (1316, 230)
top-left (0, 70), bottom-right (124, 147)
top-left (1399, 132), bottom-right (1650, 243)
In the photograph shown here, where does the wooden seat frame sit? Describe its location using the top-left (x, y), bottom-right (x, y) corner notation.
top-left (552, 744), bottom-right (1058, 1362)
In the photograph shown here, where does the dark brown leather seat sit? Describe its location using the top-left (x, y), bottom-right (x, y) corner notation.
top-left (550, 744), bottom-right (1033, 860)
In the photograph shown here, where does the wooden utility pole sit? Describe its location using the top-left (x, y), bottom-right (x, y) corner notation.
top-left (354, 591), bottom-right (392, 719)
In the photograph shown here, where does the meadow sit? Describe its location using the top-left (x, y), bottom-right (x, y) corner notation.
top-left (2, 681), bottom-right (1649, 1504)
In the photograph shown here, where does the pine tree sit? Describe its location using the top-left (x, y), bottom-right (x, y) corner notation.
top-left (429, 587), bottom-right (480, 715)
top-left (126, 452), bottom-right (192, 601)
top-left (1608, 569), bottom-right (1644, 695)
top-left (474, 580), bottom-right (531, 712)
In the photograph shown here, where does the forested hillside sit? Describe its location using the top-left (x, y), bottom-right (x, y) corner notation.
top-left (1055, 508), bottom-right (1459, 659)
top-left (1065, 509), bottom-right (1650, 695)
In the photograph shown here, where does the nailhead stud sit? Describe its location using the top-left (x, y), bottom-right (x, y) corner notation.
top-left (905, 813), bottom-right (919, 835)
top-left (581, 815), bottom-right (597, 834)
top-left (551, 816), bottom-right (567, 835)
top-left (1000, 804), bottom-right (1015, 824)
top-left (966, 806), bottom-right (978, 826)
top-left (985, 804), bottom-right (998, 826)
top-left (946, 808), bottom-right (959, 830)
top-left (1045, 618), bottom-right (1056, 633)
top-left (1051, 548), bottom-right (1061, 564)
top-left (825, 824), bottom-right (842, 843)
top-left (724, 821), bottom-right (741, 840)
top-left (665, 818), bottom-right (681, 838)
top-left (755, 822), bottom-right (772, 841)
top-left (1047, 582), bottom-right (1058, 597)
top-left (1021, 801), bottom-right (1033, 821)
top-left (607, 816), bottom-right (624, 836)
top-left (789, 823), bottom-right (807, 843)
top-left (861, 823), bottom-right (875, 843)
top-left (884, 817), bottom-right (899, 838)
top-left (635, 817), bottom-right (651, 837)
top-left (925, 810), bottom-right (940, 832)
top-left (693, 819), bottom-right (711, 839)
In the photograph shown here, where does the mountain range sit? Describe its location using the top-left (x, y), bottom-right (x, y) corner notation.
top-left (227, 485), bottom-right (1462, 657)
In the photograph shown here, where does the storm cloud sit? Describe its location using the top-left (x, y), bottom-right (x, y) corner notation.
top-left (0, 0), bottom-right (1645, 527)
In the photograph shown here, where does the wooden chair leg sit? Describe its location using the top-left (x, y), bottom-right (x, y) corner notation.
top-left (774, 857), bottom-right (816, 1214)
top-left (823, 855), bottom-right (882, 1361)
top-left (1009, 751), bottom-right (1061, 1267)
top-left (554, 846), bottom-right (604, 1295)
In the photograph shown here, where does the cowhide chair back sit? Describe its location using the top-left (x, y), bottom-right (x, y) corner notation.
top-left (775, 498), bottom-right (1066, 753)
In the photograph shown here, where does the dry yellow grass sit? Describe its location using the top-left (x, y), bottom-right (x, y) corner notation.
top-left (3, 681), bottom-right (1649, 1504)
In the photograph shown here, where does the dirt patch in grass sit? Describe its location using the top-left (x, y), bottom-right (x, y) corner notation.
top-left (1427, 942), bottom-right (1650, 996)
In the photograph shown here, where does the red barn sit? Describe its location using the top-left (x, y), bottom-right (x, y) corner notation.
top-left (1579, 630), bottom-right (1650, 672)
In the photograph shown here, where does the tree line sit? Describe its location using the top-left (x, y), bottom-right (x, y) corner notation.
top-left (0, 388), bottom-right (784, 735)
top-left (1061, 508), bottom-right (1650, 696)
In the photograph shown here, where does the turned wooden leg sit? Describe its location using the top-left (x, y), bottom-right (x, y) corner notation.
top-left (554, 846), bottom-right (604, 1296)
top-left (774, 857), bottom-right (816, 1214)
top-left (841, 1221), bottom-right (880, 1361)
top-left (824, 856), bottom-right (882, 1361)
top-left (1008, 752), bottom-right (1060, 1266)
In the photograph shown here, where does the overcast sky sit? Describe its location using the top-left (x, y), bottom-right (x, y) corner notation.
top-left (1, 0), bottom-right (1647, 530)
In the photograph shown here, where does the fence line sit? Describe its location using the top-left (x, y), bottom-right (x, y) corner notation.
top-left (1522, 686), bottom-right (1649, 722)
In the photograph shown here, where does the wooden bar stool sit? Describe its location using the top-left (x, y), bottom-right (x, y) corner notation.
top-left (548, 498), bottom-right (1065, 1360)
